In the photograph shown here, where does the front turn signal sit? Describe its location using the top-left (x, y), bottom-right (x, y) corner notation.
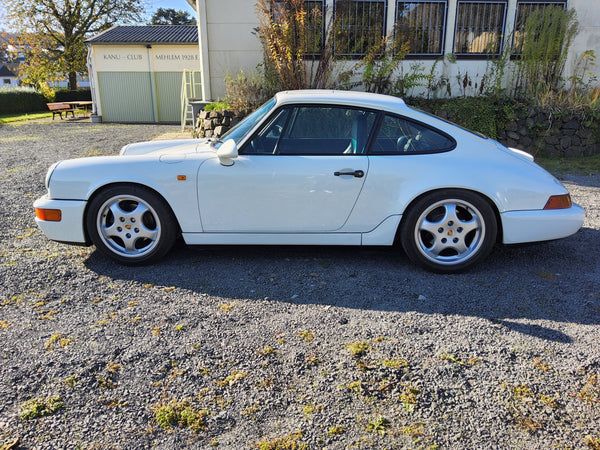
top-left (36, 208), bottom-right (62, 222)
top-left (543, 194), bottom-right (572, 210)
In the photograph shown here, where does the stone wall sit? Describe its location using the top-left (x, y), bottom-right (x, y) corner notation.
top-left (496, 110), bottom-right (600, 158)
top-left (193, 110), bottom-right (247, 139)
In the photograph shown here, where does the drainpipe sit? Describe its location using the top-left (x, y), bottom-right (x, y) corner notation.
top-left (86, 44), bottom-right (102, 122)
top-left (196, 0), bottom-right (212, 101)
top-left (146, 44), bottom-right (159, 122)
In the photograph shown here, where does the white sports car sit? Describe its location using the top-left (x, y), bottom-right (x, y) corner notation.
top-left (34, 90), bottom-right (584, 272)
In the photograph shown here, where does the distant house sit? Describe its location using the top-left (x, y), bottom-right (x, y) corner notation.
top-left (86, 25), bottom-right (200, 123)
top-left (0, 64), bottom-right (18, 87)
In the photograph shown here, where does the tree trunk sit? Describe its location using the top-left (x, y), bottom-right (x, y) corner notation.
top-left (68, 71), bottom-right (78, 90)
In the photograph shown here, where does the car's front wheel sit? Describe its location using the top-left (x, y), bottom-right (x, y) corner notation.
top-left (400, 190), bottom-right (497, 273)
top-left (86, 185), bottom-right (178, 265)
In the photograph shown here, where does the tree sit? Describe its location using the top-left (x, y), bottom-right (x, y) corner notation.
top-left (5, 0), bottom-right (144, 90)
top-left (255, 0), bottom-right (341, 90)
top-left (0, 33), bottom-right (11, 63)
top-left (149, 8), bottom-right (196, 26)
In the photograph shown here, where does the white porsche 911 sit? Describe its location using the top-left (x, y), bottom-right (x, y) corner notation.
top-left (34, 90), bottom-right (584, 272)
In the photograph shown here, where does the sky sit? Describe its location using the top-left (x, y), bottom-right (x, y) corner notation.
top-left (146, 0), bottom-right (197, 19)
top-left (0, 1), bottom-right (198, 32)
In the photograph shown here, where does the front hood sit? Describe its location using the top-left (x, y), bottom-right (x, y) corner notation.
top-left (120, 138), bottom-right (215, 156)
top-left (48, 140), bottom-right (219, 200)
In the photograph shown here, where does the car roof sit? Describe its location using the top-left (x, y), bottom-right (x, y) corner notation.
top-left (274, 90), bottom-right (410, 114)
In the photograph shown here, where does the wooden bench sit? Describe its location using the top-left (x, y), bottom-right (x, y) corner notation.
top-left (47, 102), bottom-right (75, 120)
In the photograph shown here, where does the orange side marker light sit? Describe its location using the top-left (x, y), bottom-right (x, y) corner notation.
top-left (36, 208), bottom-right (62, 222)
top-left (543, 194), bottom-right (572, 210)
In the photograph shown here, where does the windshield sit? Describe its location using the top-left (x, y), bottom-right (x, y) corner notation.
top-left (217, 98), bottom-right (276, 146)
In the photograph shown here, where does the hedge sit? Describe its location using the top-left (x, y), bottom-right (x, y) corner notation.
top-left (0, 88), bottom-right (48, 115)
top-left (54, 89), bottom-right (92, 102)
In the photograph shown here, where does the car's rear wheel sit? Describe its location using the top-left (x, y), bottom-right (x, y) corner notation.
top-left (400, 190), bottom-right (497, 273)
top-left (86, 185), bottom-right (177, 265)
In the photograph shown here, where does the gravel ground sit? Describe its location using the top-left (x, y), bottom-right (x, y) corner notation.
top-left (0, 120), bottom-right (599, 449)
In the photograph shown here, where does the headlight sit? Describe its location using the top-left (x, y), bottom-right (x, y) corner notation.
top-left (45, 162), bottom-right (60, 190)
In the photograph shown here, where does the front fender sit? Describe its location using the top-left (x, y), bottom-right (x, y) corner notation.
top-left (48, 155), bottom-right (206, 233)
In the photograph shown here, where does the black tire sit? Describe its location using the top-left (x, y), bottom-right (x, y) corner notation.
top-left (400, 189), bottom-right (497, 273)
top-left (86, 185), bottom-right (178, 265)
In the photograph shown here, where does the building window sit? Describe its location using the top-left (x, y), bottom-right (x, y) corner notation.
top-left (395, 1), bottom-right (447, 56)
top-left (335, 0), bottom-right (387, 57)
top-left (454, 1), bottom-right (507, 56)
top-left (272, 1), bottom-right (324, 56)
top-left (513, 1), bottom-right (567, 54)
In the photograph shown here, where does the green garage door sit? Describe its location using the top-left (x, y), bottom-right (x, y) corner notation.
top-left (154, 72), bottom-right (182, 123)
top-left (97, 71), bottom-right (182, 123)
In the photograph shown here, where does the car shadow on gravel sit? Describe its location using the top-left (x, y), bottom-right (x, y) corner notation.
top-left (83, 227), bottom-right (600, 345)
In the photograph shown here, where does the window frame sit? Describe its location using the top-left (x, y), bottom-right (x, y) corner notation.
top-left (334, 0), bottom-right (388, 58)
top-left (453, 0), bottom-right (508, 58)
top-left (512, 0), bottom-right (568, 56)
top-left (394, 1), bottom-right (448, 58)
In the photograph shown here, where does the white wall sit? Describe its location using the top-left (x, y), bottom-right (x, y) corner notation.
top-left (204, 0), bottom-right (263, 99)
top-left (1, 77), bottom-right (18, 87)
top-left (88, 44), bottom-right (201, 118)
top-left (90, 45), bottom-right (200, 73)
top-left (567, 0), bottom-right (600, 82)
top-left (193, 0), bottom-right (600, 100)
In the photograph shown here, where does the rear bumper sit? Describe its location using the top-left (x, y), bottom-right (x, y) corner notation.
top-left (501, 203), bottom-right (585, 244)
top-left (34, 195), bottom-right (88, 244)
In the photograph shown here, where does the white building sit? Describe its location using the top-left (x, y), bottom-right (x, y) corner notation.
top-left (187, 0), bottom-right (600, 100)
top-left (0, 64), bottom-right (18, 87)
top-left (87, 26), bottom-right (201, 122)
top-left (86, 1), bottom-right (599, 123)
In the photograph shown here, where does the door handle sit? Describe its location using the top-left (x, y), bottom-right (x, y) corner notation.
top-left (334, 170), bottom-right (364, 178)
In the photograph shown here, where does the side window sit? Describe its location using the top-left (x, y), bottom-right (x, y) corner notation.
top-left (243, 108), bottom-right (290, 154)
top-left (278, 106), bottom-right (377, 155)
top-left (371, 114), bottom-right (454, 154)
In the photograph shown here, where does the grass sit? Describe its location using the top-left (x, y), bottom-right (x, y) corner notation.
top-left (537, 154), bottom-right (600, 176)
top-left (44, 333), bottom-right (72, 350)
top-left (366, 416), bottom-right (391, 435)
top-left (19, 395), bottom-right (63, 420)
top-left (328, 425), bottom-right (344, 436)
top-left (257, 345), bottom-right (277, 356)
top-left (0, 111), bottom-right (53, 124)
top-left (252, 430), bottom-right (307, 449)
top-left (216, 369), bottom-right (247, 387)
top-left (153, 398), bottom-right (209, 432)
top-left (297, 331), bottom-right (314, 342)
top-left (346, 341), bottom-right (370, 357)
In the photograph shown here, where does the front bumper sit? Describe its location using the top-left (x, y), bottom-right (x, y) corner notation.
top-left (33, 195), bottom-right (88, 244)
top-left (501, 203), bottom-right (585, 244)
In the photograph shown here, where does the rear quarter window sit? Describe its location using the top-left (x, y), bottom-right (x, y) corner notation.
top-left (371, 114), bottom-right (456, 154)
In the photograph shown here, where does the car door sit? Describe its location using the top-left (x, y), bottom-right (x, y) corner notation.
top-left (196, 105), bottom-right (378, 233)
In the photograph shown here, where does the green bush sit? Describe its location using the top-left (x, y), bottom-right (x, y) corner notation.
top-left (204, 101), bottom-right (231, 112)
top-left (411, 96), bottom-right (521, 140)
top-left (225, 70), bottom-right (273, 111)
top-left (0, 87), bottom-right (49, 114)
